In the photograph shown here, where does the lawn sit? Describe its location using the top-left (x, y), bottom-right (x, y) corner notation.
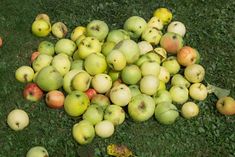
top-left (0, 0), bottom-right (234, 156)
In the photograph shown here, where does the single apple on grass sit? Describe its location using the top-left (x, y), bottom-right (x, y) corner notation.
top-left (51, 53), bottom-right (71, 76)
top-left (184, 64), bottom-right (205, 83)
top-left (83, 104), bottom-right (104, 125)
top-left (23, 83), bottom-right (43, 102)
top-left (15, 66), bottom-right (34, 83)
top-left (216, 96), bottom-right (235, 115)
top-left (91, 94), bottom-right (111, 110)
top-left (106, 49), bottom-right (127, 71)
top-left (167, 21), bottom-right (186, 37)
top-left (153, 89), bottom-right (172, 105)
top-left (171, 74), bottom-right (190, 88)
top-left (177, 46), bottom-right (199, 66)
top-left (138, 41), bottom-right (153, 55)
top-left (169, 85), bottom-right (189, 104)
top-left (153, 8), bottom-right (172, 25)
top-left (84, 53), bottom-right (107, 75)
top-left (55, 38), bottom-right (77, 56)
top-left (85, 88), bottom-right (97, 100)
top-left (26, 146), bottom-right (49, 157)
top-left (38, 41), bottom-right (55, 56)
top-left (72, 71), bottom-right (92, 92)
top-left (86, 20), bottom-right (109, 41)
top-left (147, 16), bottom-right (164, 30)
top-left (128, 94), bottom-right (155, 122)
top-left (35, 13), bottom-right (50, 23)
top-left (31, 51), bottom-right (40, 63)
top-left (189, 83), bottom-right (208, 101)
top-left (95, 120), bottom-right (115, 138)
top-left (72, 120), bottom-right (95, 145)
top-left (181, 102), bottom-right (199, 119)
top-left (140, 75), bottom-right (159, 96)
top-left (106, 29), bottom-right (130, 44)
top-left (32, 54), bottom-right (53, 72)
top-left (104, 105), bottom-right (125, 125)
top-left (52, 22), bottom-right (68, 38)
top-left (121, 64), bottom-right (142, 85)
top-left (141, 27), bottom-right (162, 45)
top-left (162, 56), bottom-right (181, 75)
top-left (7, 109), bottom-right (29, 131)
top-left (70, 26), bottom-right (86, 41)
top-left (45, 90), bottom-right (65, 109)
top-left (91, 74), bottom-right (112, 94)
top-left (31, 19), bottom-right (51, 37)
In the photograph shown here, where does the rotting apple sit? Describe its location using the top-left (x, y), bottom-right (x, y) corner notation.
top-left (35, 13), bottom-right (50, 23)
top-left (51, 22), bottom-right (68, 38)
top-left (138, 41), bottom-right (153, 56)
top-left (153, 47), bottom-right (167, 62)
top-left (23, 83), bottom-right (43, 102)
top-left (45, 90), bottom-right (65, 109)
top-left (7, 109), bottom-right (29, 131)
top-left (15, 66), bottom-right (34, 83)
top-left (147, 16), bottom-right (164, 30)
top-left (70, 26), bottom-right (86, 41)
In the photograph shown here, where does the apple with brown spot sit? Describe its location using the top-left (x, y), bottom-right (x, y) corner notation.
top-left (46, 90), bottom-right (65, 109)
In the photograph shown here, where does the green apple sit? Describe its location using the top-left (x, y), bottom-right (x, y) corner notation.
top-left (124, 16), bottom-right (147, 40)
top-left (128, 85), bottom-right (141, 97)
top-left (7, 109), bottom-right (29, 131)
top-left (63, 69), bottom-right (84, 93)
top-left (75, 34), bottom-right (86, 46)
top-left (106, 29), bottom-right (130, 44)
top-left (145, 52), bottom-right (161, 64)
top-left (184, 64), bottom-right (205, 83)
top-left (72, 120), bottom-right (95, 144)
top-left (162, 56), bottom-right (181, 75)
top-left (128, 94), bottom-right (155, 122)
top-left (95, 120), bottom-right (114, 138)
top-left (83, 104), bottom-right (104, 125)
top-left (153, 89), bottom-right (172, 105)
top-left (114, 39), bottom-right (140, 64)
top-left (35, 13), bottom-right (50, 23)
top-left (138, 41), bottom-right (153, 55)
top-left (71, 26), bottom-right (86, 41)
top-left (26, 146), bottom-right (49, 157)
top-left (32, 54), bottom-right (53, 72)
top-left (91, 74), bottom-right (112, 93)
top-left (15, 66), bottom-right (34, 83)
top-left (167, 21), bottom-right (186, 37)
top-left (52, 53), bottom-right (71, 76)
top-left (106, 49), bottom-right (126, 71)
top-left (84, 53), bottom-right (107, 75)
top-left (77, 36), bottom-right (102, 59)
top-left (38, 41), bottom-right (55, 56)
top-left (169, 85), bottom-right (189, 104)
top-left (141, 27), bottom-right (162, 45)
top-left (72, 71), bottom-right (92, 92)
top-left (35, 66), bottom-right (63, 91)
top-left (51, 22), bottom-right (68, 38)
top-left (216, 96), bottom-right (235, 116)
top-left (64, 90), bottom-right (90, 116)
top-left (158, 66), bottom-right (170, 83)
top-left (108, 70), bottom-right (120, 82)
top-left (55, 38), bottom-right (77, 56)
top-left (147, 16), bottom-right (164, 30)
top-left (155, 102), bottom-right (179, 125)
top-left (70, 59), bottom-right (84, 70)
top-left (86, 20), bottom-right (109, 41)
top-left (140, 75), bottom-right (159, 95)
top-left (171, 74), bottom-right (190, 88)
top-left (101, 41), bottom-right (116, 56)
top-left (104, 105), bottom-right (125, 125)
top-left (91, 94), bottom-right (110, 110)
top-left (141, 61), bottom-right (160, 77)
top-left (31, 19), bottom-right (51, 37)
top-left (109, 84), bottom-right (132, 107)
top-left (181, 102), bottom-right (199, 119)
top-left (121, 64), bottom-right (141, 85)
top-left (189, 83), bottom-right (208, 101)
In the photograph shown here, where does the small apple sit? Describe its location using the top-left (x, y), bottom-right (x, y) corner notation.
top-left (141, 61), bottom-right (160, 77)
top-left (84, 53), bottom-right (107, 75)
top-left (31, 51), bottom-right (40, 63)
top-left (91, 94), bottom-right (110, 110)
top-left (140, 75), bottom-right (159, 95)
top-left (138, 41), bottom-right (153, 55)
top-left (106, 49), bottom-right (126, 71)
top-left (35, 13), bottom-right (50, 23)
top-left (86, 20), bottom-right (109, 41)
top-left (51, 22), bottom-right (68, 38)
top-left (83, 104), bottom-right (104, 125)
top-left (95, 120), bottom-right (114, 138)
top-left (26, 146), bottom-right (49, 157)
top-left (216, 96), bottom-right (235, 115)
top-left (31, 19), bottom-right (51, 37)
top-left (167, 21), bottom-right (186, 37)
top-left (106, 29), bottom-right (130, 44)
top-left (162, 56), bottom-right (181, 75)
top-left (141, 27), bottom-right (162, 45)
top-left (70, 26), bottom-right (86, 41)
top-left (153, 89), bottom-right (172, 105)
top-left (23, 83), bottom-right (43, 102)
top-left (158, 66), bottom-right (170, 83)
top-left (153, 8), bottom-right (172, 25)
top-left (181, 102), bottom-right (199, 119)
top-left (147, 16), bottom-right (164, 30)
top-left (32, 54), bottom-right (53, 72)
top-left (177, 46), bottom-right (198, 66)
top-left (171, 74), bottom-right (191, 88)
top-left (104, 105), bottom-right (125, 125)
top-left (121, 64), bottom-right (142, 85)
top-left (85, 88), bottom-right (97, 100)
top-left (15, 66), bottom-right (34, 83)
top-left (70, 59), bottom-right (84, 70)
top-left (189, 83), bottom-right (208, 101)
top-left (45, 90), bottom-right (65, 109)
top-left (184, 64), bottom-right (205, 83)
top-left (128, 94), bottom-right (155, 122)
top-left (169, 85), bottom-right (189, 104)
top-left (38, 41), bottom-right (54, 56)
top-left (7, 109), bottom-right (29, 131)
top-left (128, 85), bottom-right (141, 97)
top-left (64, 90), bottom-right (90, 117)
top-left (72, 71), bottom-right (92, 92)
top-left (154, 47), bottom-right (167, 62)
top-left (51, 53), bottom-right (71, 76)
top-left (91, 74), bottom-right (112, 93)
top-left (55, 38), bottom-right (77, 56)
top-left (155, 102), bottom-right (179, 125)
top-left (101, 41), bottom-right (116, 56)
top-left (72, 120), bottom-right (95, 144)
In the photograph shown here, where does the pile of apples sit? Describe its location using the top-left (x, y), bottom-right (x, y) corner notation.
top-left (7, 7), bottom-right (235, 156)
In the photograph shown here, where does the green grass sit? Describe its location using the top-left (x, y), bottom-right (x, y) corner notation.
top-left (0, 0), bottom-right (235, 156)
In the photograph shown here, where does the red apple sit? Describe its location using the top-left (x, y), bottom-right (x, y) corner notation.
top-left (23, 83), bottom-right (43, 102)
top-left (216, 96), bottom-right (235, 115)
top-left (31, 51), bottom-right (40, 63)
top-left (85, 88), bottom-right (97, 100)
top-left (0, 37), bottom-right (3, 48)
top-left (45, 90), bottom-right (65, 109)
top-left (177, 46), bottom-right (198, 66)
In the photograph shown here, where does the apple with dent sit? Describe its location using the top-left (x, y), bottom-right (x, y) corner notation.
top-left (31, 19), bottom-right (51, 37)
top-left (77, 36), bottom-right (102, 59)
top-left (85, 88), bottom-right (97, 100)
top-left (63, 69), bottom-right (84, 93)
top-left (106, 29), bottom-right (130, 44)
top-left (104, 105), bottom-right (125, 125)
top-left (31, 51), bottom-right (40, 63)
top-left (160, 32), bottom-right (184, 54)
top-left (23, 83), bottom-right (43, 102)
top-left (26, 146), bottom-right (49, 157)
top-left (128, 94), bottom-right (155, 122)
top-left (109, 84), bottom-right (132, 107)
top-left (71, 26), bottom-right (86, 41)
top-left (155, 102), bottom-right (179, 125)
top-left (181, 102), bottom-right (199, 119)
top-left (167, 21), bottom-right (186, 37)
top-left (91, 94), bottom-right (111, 110)
top-left (64, 90), bottom-right (90, 117)
top-left (106, 49), bottom-right (126, 71)
top-left (52, 22), bottom-right (68, 38)
top-left (84, 53), bottom-right (107, 75)
top-left (147, 16), bottom-right (164, 30)
top-left (124, 16), bottom-right (147, 40)
top-left (55, 38), bottom-right (77, 56)
top-left (92, 74), bottom-right (112, 93)
top-left (32, 54), bottom-right (53, 72)
top-left (35, 13), bottom-right (50, 23)
top-left (171, 74), bottom-right (190, 88)
top-left (72, 71), bottom-right (92, 92)
top-left (15, 66), bottom-right (34, 83)
top-left (177, 46), bottom-right (198, 66)
top-left (158, 66), bottom-right (170, 83)
top-left (114, 39), bottom-right (140, 64)
top-left (101, 41), bottom-right (116, 56)
top-left (121, 64), bottom-right (141, 85)
top-left (141, 27), bottom-right (162, 45)
top-left (45, 90), bottom-right (65, 109)
top-left (86, 20), bottom-right (109, 41)
top-left (70, 59), bottom-right (84, 70)
top-left (153, 8), bottom-right (172, 25)
top-left (35, 66), bottom-right (63, 92)
top-left (153, 89), bottom-right (172, 105)
top-left (138, 41), bottom-right (153, 55)
top-left (169, 85), bottom-right (189, 104)
top-left (128, 85), bottom-right (141, 97)
top-left (184, 64), bottom-right (205, 83)
top-left (154, 47), bottom-right (167, 62)
top-left (162, 56), bottom-right (181, 75)
top-left (216, 96), bottom-right (235, 115)
top-left (95, 120), bottom-right (114, 138)
top-left (141, 61), bottom-right (160, 77)
top-left (7, 109), bottom-right (29, 131)
top-left (52, 53), bottom-right (71, 76)
top-left (72, 120), bottom-right (95, 144)
top-left (140, 75), bottom-right (159, 95)
top-left (83, 104), bottom-right (104, 125)
top-left (38, 41), bottom-right (54, 56)
top-left (189, 83), bottom-right (208, 101)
